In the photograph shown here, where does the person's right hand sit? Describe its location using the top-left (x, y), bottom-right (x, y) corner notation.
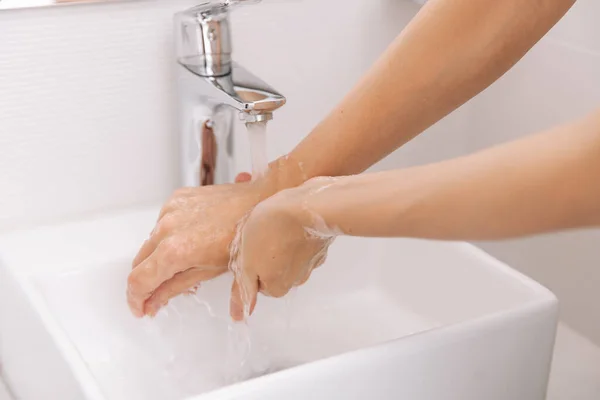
top-left (229, 177), bottom-right (339, 321)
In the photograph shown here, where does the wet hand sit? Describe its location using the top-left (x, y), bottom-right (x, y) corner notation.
top-left (127, 172), bottom-right (260, 317)
top-left (229, 178), bottom-right (339, 321)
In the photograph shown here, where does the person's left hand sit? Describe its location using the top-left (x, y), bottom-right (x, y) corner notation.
top-left (229, 177), bottom-right (339, 321)
top-left (127, 173), bottom-right (256, 317)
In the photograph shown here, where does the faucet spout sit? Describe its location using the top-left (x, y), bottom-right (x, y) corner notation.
top-left (180, 60), bottom-right (286, 120)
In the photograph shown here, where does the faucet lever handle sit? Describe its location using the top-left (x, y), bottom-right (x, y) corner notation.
top-left (192, 0), bottom-right (261, 15)
top-left (176, 2), bottom-right (236, 77)
top-left (175, 0), bottom-right (272, 77)
top-left (224, 0), bottom-right (262, 6)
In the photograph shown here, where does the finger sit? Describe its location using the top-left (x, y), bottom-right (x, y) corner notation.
top-left (132, 237), bottom-right (160, 269)
top-left (144, 267), bottom-right (225, 316)
top-left (127, 238), bottom-right (198, 317)
top-left (235, 172), bottom-right (252, 183)
top-left (230, 273), bottom-right (258, 321)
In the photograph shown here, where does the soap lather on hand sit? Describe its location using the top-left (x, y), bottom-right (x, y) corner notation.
top-left (127, 172), bottom-right (266, 318)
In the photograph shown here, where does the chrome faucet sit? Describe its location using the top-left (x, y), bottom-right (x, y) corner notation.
top-left (175, 1), bottom-right (286, 187)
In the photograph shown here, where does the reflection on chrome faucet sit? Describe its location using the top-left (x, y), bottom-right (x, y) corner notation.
top-left (175, 1), bottom-right (286, 187)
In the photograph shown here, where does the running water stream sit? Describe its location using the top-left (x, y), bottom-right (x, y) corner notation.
top-left (245, 120), bottom-right (269, 179)
top-left (224, 119), bottom-right (295, 381)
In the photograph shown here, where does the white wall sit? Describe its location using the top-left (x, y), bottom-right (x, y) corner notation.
top-left (0, 0), bottom-right (198, 230)
top-left (1, 0), bottom-right (457, 233)
top-left (232, 1), bottom-right (470, 174)
top-left (466, 0), bottom-right (600, 345)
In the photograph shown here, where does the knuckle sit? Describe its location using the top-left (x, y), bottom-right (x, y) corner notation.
top-left (158, 236), bottom-right (180, 259)
top-left (155, 213), bottom-right (179, 236)
top-left (159, 189), bottom-right (189, 215)
top-left (173, 187), bottom-right (192, 198)
top-left (158, 206), bottom-right (170, 220)
top-left (157, 236), bottom-right (192, 266)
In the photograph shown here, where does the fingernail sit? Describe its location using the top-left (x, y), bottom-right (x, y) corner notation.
top-left (145, 300), bottom-right (159, 317)
top-left (130, 307), bottom-right (144, 318)
top-left (127, 299), bottom-right (144, 318)
top-left (146, 304), bottom-right (159, 318)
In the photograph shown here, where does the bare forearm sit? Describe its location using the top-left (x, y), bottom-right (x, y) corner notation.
top-left (285, 0), bottom-right (575, 183)
top-left (307, 110), bottom-right (600, 240)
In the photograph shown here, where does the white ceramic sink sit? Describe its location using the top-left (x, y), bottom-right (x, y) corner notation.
top-left (0, 206), bottom-right (558, 400)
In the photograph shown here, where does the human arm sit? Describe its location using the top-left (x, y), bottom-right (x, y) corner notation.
top-left (232, 109), bottom-right (600, 319)
top-left (301, 110), bottom-right (600, 240)
top-left (127, 0), bottom-right (576, 318)
top-left (281, 0), bottom-right (576, 182)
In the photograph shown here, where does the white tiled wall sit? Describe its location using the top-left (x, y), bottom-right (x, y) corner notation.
top-left (0, 0), bottom-right (198, 230)
top-left (466, 0), bottom-right (600, 346)
top-left (0, 0), bottom-right (468, 233)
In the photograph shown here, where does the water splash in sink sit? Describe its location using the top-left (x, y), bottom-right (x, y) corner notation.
top-left (33, 245), bottom-right (434, 400)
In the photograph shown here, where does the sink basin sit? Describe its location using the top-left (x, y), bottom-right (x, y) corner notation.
top-left (0, 206), bottom-right (558, 400)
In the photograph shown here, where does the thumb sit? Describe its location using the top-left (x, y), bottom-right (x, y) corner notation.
top-left (235, 172), bottom-right (252, 183)
top-left (230, 273), bottom-right (258, 321)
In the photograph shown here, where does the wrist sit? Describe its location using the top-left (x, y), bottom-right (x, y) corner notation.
top-left (256, 154), bottom-right (308, 200)
top-left (290, 176), bottom-right (344, 236)
top-left (271, 154), bottom-right (309, 190)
